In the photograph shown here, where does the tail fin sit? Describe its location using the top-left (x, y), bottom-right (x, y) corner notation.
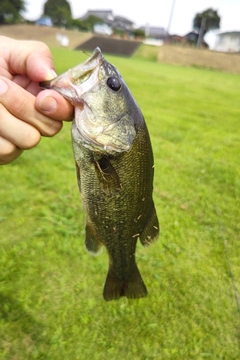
top-left (103, 264), bottom-right (147, 301)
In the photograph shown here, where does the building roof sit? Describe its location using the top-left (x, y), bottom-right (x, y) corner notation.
top-left (184, 31), bottom-right (199, 41)
top-left (217, 31), bottom-right (240, 37)
top-left (80, 10), bottom-right (114, 22)
top-left (114, 15), bottom-right (134, 25)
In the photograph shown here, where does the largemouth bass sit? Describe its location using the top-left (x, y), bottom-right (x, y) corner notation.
top-left (40, 48), bottom-right (159, 301)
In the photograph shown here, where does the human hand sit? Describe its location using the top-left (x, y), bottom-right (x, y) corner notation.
top-left (0, 36), bottom-right (73, 165)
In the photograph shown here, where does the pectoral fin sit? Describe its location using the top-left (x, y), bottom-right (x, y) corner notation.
top-left (140, 206), bottom-right (159, 246)
top-left (75, 162), bottom-right (81, 192)
top-left (94, 156), bottom-right (122, 194)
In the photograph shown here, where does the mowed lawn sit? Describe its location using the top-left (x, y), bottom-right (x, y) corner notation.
top-left (0, 47), bottom-right (239, 359)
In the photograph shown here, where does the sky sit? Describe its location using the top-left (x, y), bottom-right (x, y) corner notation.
top-left (23, 0), bottom-right (240, 48)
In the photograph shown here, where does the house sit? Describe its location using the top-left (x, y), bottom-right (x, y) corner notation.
top-left (93, 24), bottom-right (112, 36)
top-left (166, 34), bottom-right (185, 45)
top-left (140, 25), bottom-right (168, 40)
top-left (184, 31), bottom-right (199, 44)
top-left (79, 10), bottom-right (135, 35)
top-left (113, 15), bottom-right (134, 32)
top-left (214, 31), bottom-right (240, 52)
top-left (166, 31), bottom-right (208, 48)
top-left (139, 26), bottom-right (168, 46)
top-left (184, 31), bottom-right (208, 47)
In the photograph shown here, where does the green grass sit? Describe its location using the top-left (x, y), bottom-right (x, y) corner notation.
top-left (0, 48), bottom-right (239, 359)
top-left (133, 44), bottom-right (159, 62)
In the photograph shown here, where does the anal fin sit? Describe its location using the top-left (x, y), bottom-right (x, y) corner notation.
top-left (140, 205), bottom-right (159, 246)
top-left (85, 222), bottom-right (103, 255)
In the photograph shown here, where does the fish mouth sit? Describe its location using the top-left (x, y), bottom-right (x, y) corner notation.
top-left (40, 47), bottom-right (103, 103)
top-left (40, 47), bottom-right (136, 153)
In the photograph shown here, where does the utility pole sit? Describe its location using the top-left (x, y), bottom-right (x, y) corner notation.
top-left (197, 16), bottom-right (206, 48)
top-left (167, 0), bottom-right (176, 35)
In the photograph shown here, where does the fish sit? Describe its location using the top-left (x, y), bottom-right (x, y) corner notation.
top-left (40, 47), bottom-right (159, 301)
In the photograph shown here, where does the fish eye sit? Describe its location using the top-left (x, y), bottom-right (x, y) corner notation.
top-left (107, 76), bottom-right (121, 91)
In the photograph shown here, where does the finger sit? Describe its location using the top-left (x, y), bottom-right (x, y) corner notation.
top-left (0, 136), bottom-right (23, 165)
top-left (1, 36), bottom-right (56, 82)
top-left (36, 89), bottom-right (73, 121)
top-left (0, 103), bottom-right (41, 150)
top-left (0, 77), bottom-right (63, 137)
top-left (12, 74), bottom-right (42, 96)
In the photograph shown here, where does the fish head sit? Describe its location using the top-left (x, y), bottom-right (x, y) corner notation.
top-left (40, 47), bottom-right (139, 153)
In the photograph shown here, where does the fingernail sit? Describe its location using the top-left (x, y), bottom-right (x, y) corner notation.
top-left (39, 96), bottom-right (57, 113)
top-left (45, 69), bottom-right (57, 80)
top-left (0, 79), bottom-right (8, 95)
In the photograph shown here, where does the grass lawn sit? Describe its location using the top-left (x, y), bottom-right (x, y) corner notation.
top-left (0, 47), bottom-right (239, 359)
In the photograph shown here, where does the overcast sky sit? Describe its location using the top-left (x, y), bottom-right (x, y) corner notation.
top-left (23, 0), bottom-right (240, 48)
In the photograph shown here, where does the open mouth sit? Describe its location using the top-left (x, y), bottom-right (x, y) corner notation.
top-left (40, 47), bottom-right (103, 104)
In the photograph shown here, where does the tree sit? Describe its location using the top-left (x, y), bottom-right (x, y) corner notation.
top-left (0, 0), bottom-right (26, 24)
top-left (133, 28), bottom-right (145, 40)
top-left (68, 16), bottom-right (104, 32)
top-left (81, 15), bottom-right (104, 32)
top-left (193, 8), bottom-right (220, 48)
top-left (43, 0), bottom-right (72, 27)
top-left (68, 19), bottom-right (89, 31)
